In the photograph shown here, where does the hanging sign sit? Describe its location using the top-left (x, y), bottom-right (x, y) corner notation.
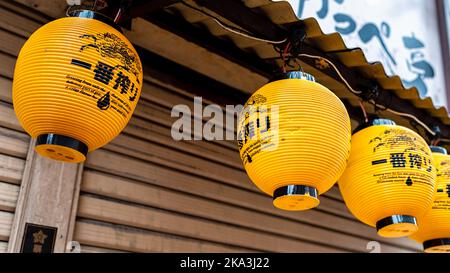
top-left (284, 0), bottom-right (448, 108)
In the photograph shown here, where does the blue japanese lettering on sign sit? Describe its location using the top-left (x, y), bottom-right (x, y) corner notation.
top-left (297, 0), bottom-right (435, 97)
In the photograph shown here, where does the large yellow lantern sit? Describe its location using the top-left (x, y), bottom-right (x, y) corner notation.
top-left (410, 146), bottom-right (450, 253)
top-left (13, 10), bottom-right (143, 163)
top-left (237, 71), bottom-right (351, 211)
top-left (339, 119), bottom-right (436, 238)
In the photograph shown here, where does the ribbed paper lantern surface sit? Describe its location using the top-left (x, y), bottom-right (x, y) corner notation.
top-left (13, 10), bottom-right (143, 163)
top-left (339, 119), bottom-right (436, 238)
top-left (237, 72), bottom-right (351, 211)
top-left (410, 146), bottom-right (450, 253)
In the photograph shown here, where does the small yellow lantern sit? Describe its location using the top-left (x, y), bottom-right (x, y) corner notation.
top-left (339, 119), bottom-right (436, 238)
top-left (13, 10), bottom-right (143, 163)
top-left (410, 146), bottom-right (450, 253)
top-left (237, 72), bottom-right (351, 211)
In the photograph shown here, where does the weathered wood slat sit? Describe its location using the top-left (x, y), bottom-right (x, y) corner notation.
top-left (0, 2), bottom-right (47, 31)
top-left (0, 127), bottom-right (29, 158)
top-left (0, 241), bottom-right (7, 252)
top-left (78, 194), bottom-right (359, 252)
top-left (0, 182), bottom-right (19, 212)
top-left (73, 220), bottom-right (255, 253)
top-left (0, 28), bottom-right (24, 56)
top-left (81, 170), bottom-right (420, 251)
top-left (84, 149), bottom-right (342, 226)
top-left (125, 117), bottom-right (243, 169)
top-left (0, 53), bottom-right (15, 79)
top-left (0, 76), bottom-right (12, 103)
top-left (0, 102), bottom-right (22, 132)
top-left (0, 154), bottom-right (24, 184)
top-left (140, 82), bottom-right (237, 135)
top-left (105, 133), bottom-right (251, 191)
top-left (134, 98), bottom-right (237, 150)
top-left (80, 245), bottom-right (128, 253)
top-left (0, 211), bottom-right (13, 241)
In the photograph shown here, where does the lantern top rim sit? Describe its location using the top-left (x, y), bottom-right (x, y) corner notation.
top-left (353, 118), bottom-right (396, 134)
top-left (68, 10), bottom-right (123, 33)
top-left (430, 146), bottom-right (448, 155)
top-left (271, 71), bottom-right (316, 83)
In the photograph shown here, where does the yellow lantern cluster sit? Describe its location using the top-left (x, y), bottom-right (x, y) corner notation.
top-left (238, 72), bottom-right (351, 211)
top-left (13, 10), bottom-right (143, 163)
top-left (339, 119), bottom-right (436, 238)
top-left (410, 146), bottom-right (450, 253)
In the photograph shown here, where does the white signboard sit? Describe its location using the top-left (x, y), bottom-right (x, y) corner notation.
top-left (285, 0), bottom-right (448, 108)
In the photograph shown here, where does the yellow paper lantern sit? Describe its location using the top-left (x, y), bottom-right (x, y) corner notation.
top-left (237, 72), bottom-right (351, 211)
top-left (339, 119), bottom-right (436, 238)
top-left (410, 146), bottom-right (450, 253)
top-left (13, 10), bottom-right (143, 163)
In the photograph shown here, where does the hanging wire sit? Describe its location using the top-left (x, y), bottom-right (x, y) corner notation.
top-left (114, 8), bottom-right (123, 22)
top-left (281, 42), bottom-right (291, 73)
top-left (178, 0), bottom-right (440, 139)
top-left (298, 54), bottom-right (363, 95)
top-left (180, 1), bottom-right (287, 44)
top-left (295, 53), bottom-right (437, 137)
top-left (92, 0), bottom-right (98, 10)
top-left (359, 100), bottom-right (369, 123)
top-left (370, 101), bottom-right (437, 136)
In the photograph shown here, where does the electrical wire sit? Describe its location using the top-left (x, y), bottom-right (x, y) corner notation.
top-left (359, 100), bottom-right (369, 123)
top-left (282, 42), bottom-right (291, 73)
top-left (180, 1), bottom-right (287, 44)
top-left (92, 0), bottom-right (98, 10)
top-left (293, 52), bottom-right (438, 137)
top-left (99, 0), bottom-right (441, 140)
top-left (298, 53), bottom-right (363, 95)
top-left (114, 8), bottom-right (122, 23)
top-left (294, 52), bottom-right (438, 137)
top-left (370, 101), bottom-right (437, 136)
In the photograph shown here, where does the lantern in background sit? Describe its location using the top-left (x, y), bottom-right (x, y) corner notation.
top-left (237, 71), bottom-right (351, 211)
top-left (410, 146), bottom-right (450, 253)
top-left (339, 119), bottom-right (436, 238)
top-left (13, 10), bottom-right (143, 163)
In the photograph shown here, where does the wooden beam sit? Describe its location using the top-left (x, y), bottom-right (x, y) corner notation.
top-left (144, 9), bottom-right (275, 78)
top-left (7, 139), bottom-right (83, 253)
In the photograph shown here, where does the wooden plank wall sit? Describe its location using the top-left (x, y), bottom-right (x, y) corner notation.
top-left (0, 1), bottom-right (41, 252)
top-left (0, 1), bottom-right (421, 253)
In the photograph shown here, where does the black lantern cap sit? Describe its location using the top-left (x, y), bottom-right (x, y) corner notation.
top-left (376, 215), bottom-right (417, 234)
top-left (68, 10), bottom-right (123, 33)
top-left (272, 185), bottom-right (320, 211)
top-left (36, 134), bottom-right (88, 159)
top-left (423, 238), bottom-right (450, 253)
top-left (430, 146), bottom-right (448, 155)
top-left (353, 118), bottom-right (396, 134)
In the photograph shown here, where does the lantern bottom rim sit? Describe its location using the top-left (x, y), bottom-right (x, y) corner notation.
top-left (423, 238), bottom-right (450, 253)
top-left (273, 185), bottom-right (320, 211)
top-left (376, 215), bottom-right (418, 238)
top-left (35, 134), bottom-right (88, 163)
